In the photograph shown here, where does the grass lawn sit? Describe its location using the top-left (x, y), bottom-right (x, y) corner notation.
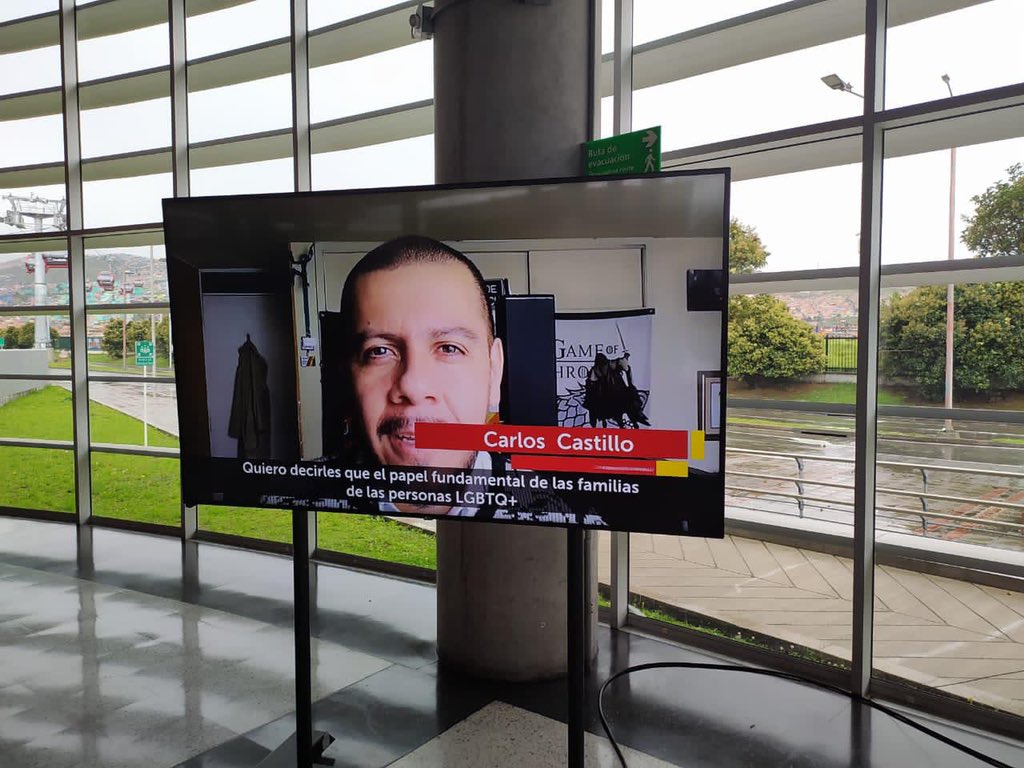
top-left (730, 380), bottom-right (909, 406)
top-left (196, 508), bottom-right (438, 570)
top-left (0, 386), bottom-right (437, 569)
top-left (598, 589), bottom-right (848, 669)
top-left (825, 337), bottom-right (857, 370)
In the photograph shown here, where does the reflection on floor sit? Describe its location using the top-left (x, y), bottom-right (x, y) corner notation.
top-left (0, 516), bottom-right (1022, 768)
top-left (388, 701), bottom-right (675, 768)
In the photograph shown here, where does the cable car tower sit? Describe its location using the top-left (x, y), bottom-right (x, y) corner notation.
top-left (4, 193), bottom-right (67, 348)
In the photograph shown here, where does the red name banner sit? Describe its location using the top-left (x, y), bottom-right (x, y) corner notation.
top-left (415, 423), bottom-right (688, 460)
top-left (511, 455), bottom-right (688, 477)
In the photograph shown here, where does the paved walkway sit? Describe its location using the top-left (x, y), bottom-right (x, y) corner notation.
top-left (598, 532), bottom-right (1024, 719)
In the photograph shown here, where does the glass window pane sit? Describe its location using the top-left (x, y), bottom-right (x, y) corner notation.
top-left (601, 0), bottom-right (613, 55)
top-left (883, 127), bottom-right (1024, 266)
top-left (0, 446), bottom-right (74, 512)
top-left (0, 114), bottom-right (65, 168)
top-left (600, 96), bottom-right (613, 139)
top-left (316, 513), bottom-right (437, 571)
top-left (879, 280), bottom-right (1024, 411)
top-left (188, 75), bottom-right (292, 144)
top-left (83, 310), bottom-right (174, 378)
top-left (311, 135), bottom-right (433, 191)
top-left (0, 313), bottom-right (70, 368)
top-left (80, 98), bottom-right (172, 159)
top-left (731, 161), bottom-right (862, 273)
top-left (0, 1), bottom-right (57, 23)
top-left (0, 186), bottom-right (67, 234)
top-left (729, 289), bottom-right (858, 404)
top-left (0, 249), bottom-right (70, 307)
top-left (0, 382), bottom-right (71, 440)
top-left (632, 1), bottom-right (791, 47)
top-left (310, 43), bottom-right (432, 123)
top-left (77, 22), bottom-right (168, 82)
top-left (632, 251), bottom-right (858, 665)
top-left (627, 531), bottom-right (853, 670)
top-left (89, 381), bottom-right (178, 448)
top-left (189, 158), bottom-right (294, 197)
top-left (199, 506), bottom-right (292, 545)
top-left (873, 419), bottom-right (1024, 718)
top-left (82, 173), bottom-right (172, 228)
top-left (186, 0), bottom-right (288, 59)
top-left (0, 43), bottom-right (60, 95)
top-left (85, 243), bottom-right (168, 305)
top-left (90, 453), bottom-right (181, 527)
top-left (308, 0), bottom-right (396, 30)
top-left (886, 0), bottom-right (1024, 110)
top-left (634, 35), bottom-right (863, 151)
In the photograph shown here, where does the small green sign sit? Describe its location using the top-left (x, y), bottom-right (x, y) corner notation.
top-left (0, 337), bottom-right (5, 349)
top-left (585, 127), bottom-right (661, 176)
top-left (135, 340), bottom-right (154, 366)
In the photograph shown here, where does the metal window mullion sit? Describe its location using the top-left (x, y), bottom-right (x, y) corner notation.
top-left (588, 0), bottom-right (601, 140)
top-left (609, 0), bottom-right (633, 630)
top-left (169, 0), bottom-right (190, 197)
top-left (169, 0), bottom-right (194, 536)
top-left (612, 0), bottom-right (633, 135)
top-left (291, 0), bottom-right (311, 193)
top-left (60, 0), bottom-right (90, 525)
top-left (851, 0), bottom-right (887, 699)
top-left (292, 0), bottom-right (314, 553)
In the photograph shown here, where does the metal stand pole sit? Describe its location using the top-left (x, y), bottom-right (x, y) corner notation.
top-left (567, 525), bottom-right (586, 768)
top-left (257, 510), bottom-right (334, 767)
top-left (294, 509), bottom-right (313, 768)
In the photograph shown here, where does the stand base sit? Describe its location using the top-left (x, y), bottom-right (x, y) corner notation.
top-left (256, 729), bottom-right (336, 767)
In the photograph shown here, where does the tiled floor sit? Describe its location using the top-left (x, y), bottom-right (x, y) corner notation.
top-left (0, 560), bottom-right (389, 768)
top-left (0, 516), bottom-right (1022, 768)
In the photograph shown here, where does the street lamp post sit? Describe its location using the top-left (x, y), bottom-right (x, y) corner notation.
top-left (121, 265), bottom-right (131, 370)
top-left (821, 73), bottom-right (864, 99)
top-left (822, 71), bottom-right (958, 425)
top-left (942, 74), bottom-right (956, 427)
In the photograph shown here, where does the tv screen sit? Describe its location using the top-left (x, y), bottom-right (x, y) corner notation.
top-left (164, 171), bottom-right (728, 536)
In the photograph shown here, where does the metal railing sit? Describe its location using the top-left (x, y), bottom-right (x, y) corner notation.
top-left (725, 447), bottom-right (1024, 544)
top-left (823, 334), bottom-right (857, 373)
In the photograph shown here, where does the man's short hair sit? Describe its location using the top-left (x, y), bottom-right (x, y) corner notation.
top-left (339, 235), bottom-right (493, 356)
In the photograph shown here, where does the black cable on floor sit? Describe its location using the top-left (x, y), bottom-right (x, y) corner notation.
top-left (597, 662), bottom-right (1018, 768)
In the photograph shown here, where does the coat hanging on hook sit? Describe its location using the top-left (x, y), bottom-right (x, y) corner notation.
top-left (228, 334), bottom-right (271, 459)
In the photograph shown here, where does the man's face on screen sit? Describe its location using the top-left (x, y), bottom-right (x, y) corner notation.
top-left (348, 260), bottom-right (503, 469)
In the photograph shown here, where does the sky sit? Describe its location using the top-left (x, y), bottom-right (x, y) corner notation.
top-left (1, 0), bottom-right (1022, 273)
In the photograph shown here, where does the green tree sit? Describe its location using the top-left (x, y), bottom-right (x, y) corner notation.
top-left (16, 322), bottom-right (35, 348)
top-left (102, 318), bottom-right (152, 358)
top-left (0, 322), bottom-right (57, 349)
top-left (962, 163), bottom-right (1024, 258)
top-left (880, 282), bottom-right (1024, 400)
top-left (728, 295), bottom-right (826, 385)
top-left (729, 218), bottom-right (770, 274)
top-left (0, 324), bottom-right (22, 349)
top-left (102, 318), bottom-right (125, 357)
top-left (155, 316), bottom-right (170, 356)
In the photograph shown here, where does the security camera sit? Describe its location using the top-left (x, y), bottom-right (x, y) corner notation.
top-left (409, 4), bottom-right (434, 39)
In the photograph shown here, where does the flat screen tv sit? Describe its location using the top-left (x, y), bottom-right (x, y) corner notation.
top-left (163, 170), bottom-right (729, 536)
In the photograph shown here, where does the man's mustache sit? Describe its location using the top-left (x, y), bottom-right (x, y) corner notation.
top-left (377, 416), bottom-right (447, 439)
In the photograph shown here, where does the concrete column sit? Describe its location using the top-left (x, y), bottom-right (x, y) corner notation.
top-left (434, 0), bottom-right (598, 681)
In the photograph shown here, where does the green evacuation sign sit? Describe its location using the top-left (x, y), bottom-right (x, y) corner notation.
top-left (135, 340), bottom-right (154, 366)
top-left (585, 127), bottom-right (661, 176)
